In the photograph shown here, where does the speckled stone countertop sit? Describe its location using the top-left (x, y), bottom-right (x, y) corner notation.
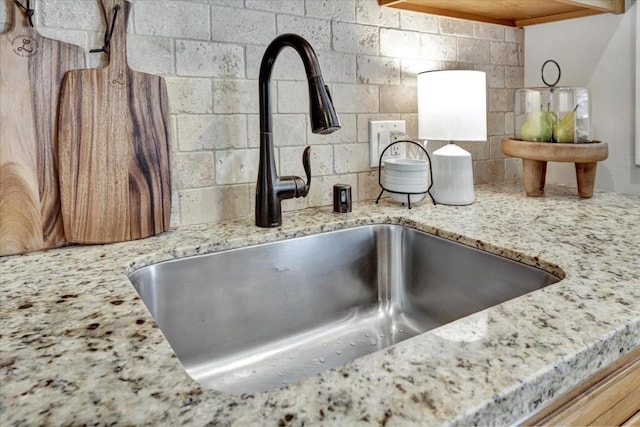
top-left (2, 184), bottom-right (639, 426)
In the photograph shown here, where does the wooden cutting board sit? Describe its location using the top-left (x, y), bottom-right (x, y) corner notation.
top-left (0, 1), bottom-right (85, 256)
top-left (58, 0), bottom-right (171, 244)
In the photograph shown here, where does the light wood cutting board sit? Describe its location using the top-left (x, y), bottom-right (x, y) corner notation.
top-left (58, 0), bottom-right (172, 244)
top-left (0, 1), bottom-right (85, 256)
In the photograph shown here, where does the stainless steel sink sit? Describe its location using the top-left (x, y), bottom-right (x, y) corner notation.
top-left (128, 224), bottom-right (561, 394)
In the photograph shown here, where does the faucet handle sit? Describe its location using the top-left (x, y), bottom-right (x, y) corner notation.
top-left (300, 146), bottom-right (311, 197)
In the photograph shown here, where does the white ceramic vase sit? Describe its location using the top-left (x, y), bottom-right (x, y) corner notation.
top-left (431, 144), bottom-right (474, 205)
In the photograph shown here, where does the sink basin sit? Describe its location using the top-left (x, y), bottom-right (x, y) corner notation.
top-left (128, 224), bottom-right (561, 394)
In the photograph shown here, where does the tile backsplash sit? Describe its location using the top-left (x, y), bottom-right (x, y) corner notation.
top-left (1, 0), bottom-right (524, 226)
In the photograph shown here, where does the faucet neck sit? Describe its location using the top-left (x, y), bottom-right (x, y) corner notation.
top-left (258, 34), bottom-right (321, 135)
top-left (255, 34), bottom-right (338, 228)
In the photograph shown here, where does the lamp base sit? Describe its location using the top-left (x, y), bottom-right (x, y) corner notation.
top-left (431, 143), bottom-right (474, 205)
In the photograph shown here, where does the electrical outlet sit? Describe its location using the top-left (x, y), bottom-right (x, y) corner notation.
top-left (369, 120), bottom-right (407, 167)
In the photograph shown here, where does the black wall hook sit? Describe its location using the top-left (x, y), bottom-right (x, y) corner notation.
top-left (14, 0), bottom-right (35, 27)
top-left (90, 4), bottom-right (120, 54)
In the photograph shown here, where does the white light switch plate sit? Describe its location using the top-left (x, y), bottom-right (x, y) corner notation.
top-left (369, 120), bottom-right (406, 167)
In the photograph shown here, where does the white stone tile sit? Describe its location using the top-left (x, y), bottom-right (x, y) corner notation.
top-left (505, 157), bottom-right (523, 181)
top-left (505, 66), bottom-right (524, 88)
top-left (134, 1), bottom-right (209, 39)
top-left (213, 79), bottom-right (259, 113)
top-left (400, 11), bottom-right (438, 33)
top-left (179, 185), bottom-right (251, 224)
top-left (215, 149), bottom-right (260, 184)
top-left (505, 26), bottom-right (525, 44)
top-left (439, 17), bottom-right (473, 36)
top-left (488, 88), bottom-right (515, 113)
top-left (277, 15), bottom-right (331, 51)
top-left (272, 114), bottom-right (308, 146)
top-left (202, 0), bottom-right (244, 7)
top-left (379, 85), bottom-right (417, 114)
top-left (177, 115), bottom-right (247, 151)
top-left (176, 41), bottom-right (244, 78)
top-left (211, 6), bottom-right (275, 45)
top-left (128, 35), bottom-right (173, 75)
top-left (355, 0), bottom-right (398, 27)
top-left (332, 21), bottom-right (379, 55)
top-left (400, 113), bottom-right (418, 140)
top-left (474, 22), bottom-right (505, 40)
top-left (357, 55), bottom-right (401, 85)
top-left (457, 38), bottom-right (490, 64)
top-left (489, 135), bottom-right (506, 159)
top-left (170, 188), bottom-right (180, 227)
top-left (246, 45), bottom-right (267, 80)
top-left (247, 114), bottom-right (260, 148)
top-left (487, 112), bottom-right (505, 136)
top-left (358, 171), bottom-right (382, 200)
top-left (174, 152), bottom-right (215, 189)
top-left (307, 174), bottom-right (357, 207)
top-left (420, 33), bottom-right (456, 61)
top-left (505, 112), bottom-right (515, 136)
top-left (334, 143), bottom-right (370, 173)
top-left (473, 158), bottom-right (505, 184)
top-left (277, 81), bottom-right (309, 113)
top-left (170, 115), bottom-right (179, 153)
top-left (305, 0), bottom-right (355, 22)
top-left (307, 113), bottom-right (358, 145)
top-left (41, 0), bottom-right (102, 30)
top-left (487, 88), bottom-right (515, 112)
top-left (281, 194), bottom-right (309, 212)
top-left (280, 145), bottom-right (333, 176)
top-left (518, 44), bottom-right (524, 66)
top-left (179, 187), bottom-right (217, 224)
top-left (331, 83), bottom-right (378, 113)
top-left (165, 78), bottom-right (213, 114)
top-left (400, 59), bottom-right (440, 86)
top-left (246, 0), bottom-right (304, 15)
top-left (380, 28), bottom-right (420, 58)
top-left (490, 41), bottom-right (520, 66)
top-left (474, 64), bottom-right (505, 88)
top-left (458, 140), bottom-right (489, 161)
top-left (246, 45), bottom-right (306, 80)
top-left (316, 51), bottom-right (357, 83)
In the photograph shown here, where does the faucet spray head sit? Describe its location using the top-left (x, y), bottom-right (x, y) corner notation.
top-left (308, 76), bottom-right (340, 135)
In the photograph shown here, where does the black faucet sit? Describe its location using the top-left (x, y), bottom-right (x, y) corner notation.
top-left (256, 34), bottom-right (340, 228)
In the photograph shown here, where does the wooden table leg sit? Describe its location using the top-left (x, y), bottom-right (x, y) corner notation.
top-left (575, 162), bottom-right (598, 198)
top-left (522, 159), bottom-right (546, 197)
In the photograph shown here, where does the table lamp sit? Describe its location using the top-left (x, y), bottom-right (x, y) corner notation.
top-left (417, 70), bottom-right (487, 205)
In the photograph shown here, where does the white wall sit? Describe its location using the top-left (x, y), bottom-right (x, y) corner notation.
top-left (525, 2), bottom-right (640, 195)
top-left (636, 1), bottom-right (640, 166)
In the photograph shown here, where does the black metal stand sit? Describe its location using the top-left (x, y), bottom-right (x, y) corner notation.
top-left (375, 139), bottom-right (436, 208)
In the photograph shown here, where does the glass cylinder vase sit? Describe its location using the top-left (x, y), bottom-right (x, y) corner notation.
top-left (515, 87), bottom-right (590, 143)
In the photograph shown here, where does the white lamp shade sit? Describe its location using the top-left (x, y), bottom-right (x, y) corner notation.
top-left (417, 70), bottom-right (487, 141)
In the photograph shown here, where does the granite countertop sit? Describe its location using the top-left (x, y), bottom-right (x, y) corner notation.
top-left (2, 183), bottom-right (639, 426)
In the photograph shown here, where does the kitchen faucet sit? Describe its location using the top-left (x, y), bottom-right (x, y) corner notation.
top-left (256, 34), bottom-right (340, 228)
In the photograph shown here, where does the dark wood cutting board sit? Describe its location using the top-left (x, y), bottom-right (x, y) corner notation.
top-left (0, 1), bottom-right (85, 256)
top-left (58, 0), bottom-right (171, 244)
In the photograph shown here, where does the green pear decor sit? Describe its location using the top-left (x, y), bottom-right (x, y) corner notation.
top-left (514, 60), bottom-right (591, 144)
top-left (553, 107), bottom-right (576, 143)
top-left (520, 110), bottom-right (552, 142)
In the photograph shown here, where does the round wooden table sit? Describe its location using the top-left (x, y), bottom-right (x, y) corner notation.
top-left (502, 139), bottom-right (608, 198)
